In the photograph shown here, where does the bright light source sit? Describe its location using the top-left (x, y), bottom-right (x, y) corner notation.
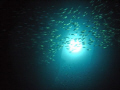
top-left (69, 39), bottom-right (82, 53)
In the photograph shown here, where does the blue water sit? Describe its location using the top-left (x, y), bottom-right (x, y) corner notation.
top-left (1, 0), bottom-right (120, 90)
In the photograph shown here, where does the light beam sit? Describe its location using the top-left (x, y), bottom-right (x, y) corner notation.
top-left (69, 39), bottom-right (82, 53)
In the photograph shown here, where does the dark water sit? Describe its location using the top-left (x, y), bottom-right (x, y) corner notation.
top-left (1, 0), bottom-right (120, 90)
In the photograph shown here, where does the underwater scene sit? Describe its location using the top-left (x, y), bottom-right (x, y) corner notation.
top-left (1, 0), bottom-right (120, 90)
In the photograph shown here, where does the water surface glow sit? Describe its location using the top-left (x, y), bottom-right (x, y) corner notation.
top-left (69, 39), bottom-right (82, 53)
